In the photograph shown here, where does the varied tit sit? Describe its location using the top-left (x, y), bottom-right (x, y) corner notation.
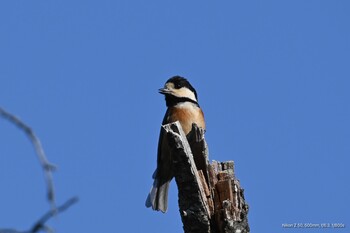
top-left (146, 76), bottom-right (206, 213)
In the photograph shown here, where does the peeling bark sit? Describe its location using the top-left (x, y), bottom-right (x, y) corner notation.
top-left (162, 122), bottom-right (249, 233)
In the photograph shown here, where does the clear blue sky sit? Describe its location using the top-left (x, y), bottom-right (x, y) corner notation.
top-left (0, 1), bottom-right (349, 232)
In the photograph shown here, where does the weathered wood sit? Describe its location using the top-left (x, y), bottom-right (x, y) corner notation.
top-left (186, 124), bottom-right (211, 190)
top-left (211, 161), bottom-right (250, 233)
top-left (162, 122), bottom-right (249, 233)
top-left (162, 122), bottom-right (211, 233)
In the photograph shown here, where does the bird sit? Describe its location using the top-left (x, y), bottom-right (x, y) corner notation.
top-left (145, 76), bottom-right (206, 213)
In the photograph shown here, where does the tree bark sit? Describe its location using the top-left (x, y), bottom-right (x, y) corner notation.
top-left (162, 122), bottom-right (250, 233)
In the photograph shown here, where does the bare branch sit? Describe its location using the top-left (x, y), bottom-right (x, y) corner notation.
top-left (0, 107), bottom-right (56, 209)
top-left (30, 197), bottom-right (79, 233)
top-left (0, 197), bottom-right (79, 233)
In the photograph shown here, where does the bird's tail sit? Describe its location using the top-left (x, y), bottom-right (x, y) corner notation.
top-left (145, 178), bottom-right (170, 213)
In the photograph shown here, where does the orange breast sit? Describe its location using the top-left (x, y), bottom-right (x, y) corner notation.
top-left (166, 106), bottom-right (205, 135)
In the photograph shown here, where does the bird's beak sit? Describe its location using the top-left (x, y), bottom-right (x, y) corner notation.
top-left (158, 88), bottom-right (172, 95)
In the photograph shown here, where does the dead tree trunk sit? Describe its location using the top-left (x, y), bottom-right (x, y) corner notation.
top-left (162, 122), bottom-right (250, 233)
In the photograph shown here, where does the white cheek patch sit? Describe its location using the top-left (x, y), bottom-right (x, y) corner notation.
top-left (164, 82), bottom-right (197, 102)
top-left (176, 87), bottom-right (197, 102)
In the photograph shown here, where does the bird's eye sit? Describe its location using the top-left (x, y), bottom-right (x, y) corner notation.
top-left (174, 83), bottom-right (182, 89)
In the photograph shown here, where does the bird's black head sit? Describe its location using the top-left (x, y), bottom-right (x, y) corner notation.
top-left (159, 75), bottom-right (198, 103)
top-left (158, 76), bottom-right (199, 107)
top-left (164, 76), bottom-right (198, 100)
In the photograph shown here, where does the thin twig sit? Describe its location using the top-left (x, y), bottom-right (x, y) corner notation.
top-left (0, 107), bottom-right (56, 209)
top-left (30, 197), bottom-right (79, 233)
top-left (0, 197), bottom-right (79, 233)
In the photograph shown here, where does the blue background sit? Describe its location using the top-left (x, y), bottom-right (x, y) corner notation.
top-left (0, 1), bottom-right (349, 232)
